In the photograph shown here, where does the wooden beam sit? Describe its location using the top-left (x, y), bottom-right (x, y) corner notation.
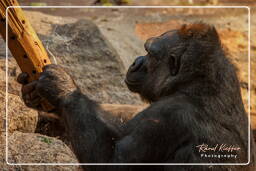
top-left (0, 0), bottom-right (53, 111)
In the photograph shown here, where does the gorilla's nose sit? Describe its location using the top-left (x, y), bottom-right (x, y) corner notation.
top-left (130, 56), bottom-right (145, 72)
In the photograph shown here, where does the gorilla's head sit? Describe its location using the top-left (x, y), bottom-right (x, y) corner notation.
top-left (125, 23), bottom-right (230, 103)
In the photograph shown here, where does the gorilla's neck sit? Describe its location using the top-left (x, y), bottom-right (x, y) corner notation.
top-left (173, 51), bottom-right (246, 118)
top-left (160, 49), bottom-right (244, 110)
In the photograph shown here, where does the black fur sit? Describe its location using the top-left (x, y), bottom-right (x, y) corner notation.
top-left (20, 23), bottom-right (256, 171)
top-left (60, 23), bottom-right (255, 170)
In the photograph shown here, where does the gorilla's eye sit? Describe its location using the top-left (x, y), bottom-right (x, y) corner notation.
top-left (148, 51), bottom-right (155, 58)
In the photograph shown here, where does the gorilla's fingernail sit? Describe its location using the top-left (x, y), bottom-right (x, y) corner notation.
top-left (17, 72), bottom-right (29, 84)
top-left (39, 75), bottom-right (46, 81)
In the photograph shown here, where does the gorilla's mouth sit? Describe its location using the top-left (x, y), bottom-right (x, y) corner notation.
top-left (125, 78), bottom-right (142, 86)
top-left (125, 78), bottom-right (142, 92)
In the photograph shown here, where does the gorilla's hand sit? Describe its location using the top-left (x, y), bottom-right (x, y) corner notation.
top-left (17, 64), bottom-right (77, 111)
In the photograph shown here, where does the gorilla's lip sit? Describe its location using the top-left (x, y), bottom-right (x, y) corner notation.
top-left (125, 78), bottom-right (142, 92)
top-left (125, 78), bottom-right (142, 86)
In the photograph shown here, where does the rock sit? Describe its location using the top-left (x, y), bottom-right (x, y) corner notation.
top-left (42, 19), bottom-right (142, 105)
top-left (0, 47), bottom-right (22, 96)
top-left (0, 90), bottom-right (38, 134)
top-left (0, 42), bottom-right (38, 135)
top-left (0, 133), bottom-right (7, 170)
top-left (23, 11), bottom-right (77, 36)
top-left (135, 20), bottom-right (182, 41)
top-left (0, 133), bottom-right (22, 171)
top-left (95, 13), bottom-right (145, 71)
top-left (1, 132), bottom-right (81, 171)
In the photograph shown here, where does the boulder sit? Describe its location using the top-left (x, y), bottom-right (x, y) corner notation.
top-left (0, 90), bottom-right (38, 134)
top-left (42, 19), bottom-right (142, 104)
top-left (5, 132), bottom-right (81, 171)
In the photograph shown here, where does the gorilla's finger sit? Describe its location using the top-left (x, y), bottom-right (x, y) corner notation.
top-left (21, 81), bottom-right (37, 95)
top-left (39, 71), bottom-right (56, 81)
top-left (22, 93), bottom-right (42, 110)
top-left (23, 93), bottom-right (31, 102)
top-left (17, 72), bottom-right (29, 85)
top-left (30, 90), bottom-right (40, 100)
top-left (29, 97), bottom-right (43, 106)
top-left (42, 64), bottom-right (59, 72)
top-left (36, 81), bottom-right (55, 98)
top-left (26, 101), bottom-right (39, 108)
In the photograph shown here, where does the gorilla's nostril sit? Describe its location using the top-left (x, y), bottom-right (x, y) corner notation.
top-left (130, 56), bottom-right (145, 72)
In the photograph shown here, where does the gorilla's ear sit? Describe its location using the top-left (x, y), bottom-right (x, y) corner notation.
top-left (178, 23), bottom-right (220, 44)
top-left (169, 54), bottom-right (181, 76)
top-left (170, 23), bottom-right (220, 76)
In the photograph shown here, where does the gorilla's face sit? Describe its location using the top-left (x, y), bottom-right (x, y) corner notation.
top-left (125, 30), bottom-right (187, 102)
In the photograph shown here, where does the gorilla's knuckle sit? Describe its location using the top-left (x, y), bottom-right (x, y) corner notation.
top-left (36, 82), bottom-right (46, 95)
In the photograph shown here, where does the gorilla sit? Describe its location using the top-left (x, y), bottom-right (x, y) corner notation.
top-left (17, 23), bottom-right (255, 171)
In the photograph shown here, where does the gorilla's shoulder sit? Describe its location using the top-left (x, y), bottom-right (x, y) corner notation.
top-left (143, 95), bottom-right (200, 119)
top-left (156, 94), bottom-right (198, 109)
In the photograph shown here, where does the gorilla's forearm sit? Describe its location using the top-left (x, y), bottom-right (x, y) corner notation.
top-left (59, 90), bottom-right (120, 164)
top-left (57, 90), bottom-right (173, 169)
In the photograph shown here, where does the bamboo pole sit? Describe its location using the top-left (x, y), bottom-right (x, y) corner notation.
top-left (0, 0), bottom-right (54, 111)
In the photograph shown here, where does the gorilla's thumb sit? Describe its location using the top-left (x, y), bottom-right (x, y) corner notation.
top-left (17, 72), bottom-right (29, 85)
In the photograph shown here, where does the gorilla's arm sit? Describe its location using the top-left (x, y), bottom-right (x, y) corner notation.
top-left (60, 90), bottom-right (120, 163)
top-left (17, 65), bottom-right (168, 164)
top-left (60, 90), bottom-right (171, 164)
